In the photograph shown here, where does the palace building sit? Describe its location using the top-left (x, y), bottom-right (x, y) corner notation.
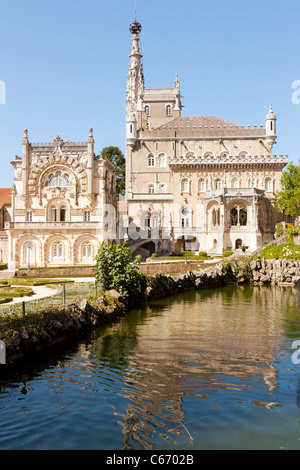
top-left (125, 19), bottom-right (288, 258)
top-left (5, 129), bottom-right (118, 269)
top-left (0, 17), bottom-right (290, 269)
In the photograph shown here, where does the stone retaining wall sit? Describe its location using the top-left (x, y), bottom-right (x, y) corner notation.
top-left (250, 258), bottom-right (300, 285)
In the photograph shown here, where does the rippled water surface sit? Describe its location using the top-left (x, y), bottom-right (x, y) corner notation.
top-left (1, 285), bottom-right (300, 450)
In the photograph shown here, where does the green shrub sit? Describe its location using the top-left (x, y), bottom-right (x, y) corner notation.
top-left (222, 251), bottom-right (234, 258)
top-left (151, 253), bottom-right (158, 258)
top-left (181, 251), bottom-right (193, 257)
top-left (198, 251), bottom-right (207, 257)
top-left (94, 242), bottom-right (147, 305)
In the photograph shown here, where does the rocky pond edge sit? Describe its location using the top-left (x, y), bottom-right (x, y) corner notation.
top-left (1, 257), bottom-right (300, 366)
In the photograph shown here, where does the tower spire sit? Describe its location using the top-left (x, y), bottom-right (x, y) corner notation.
top-left (127, 15), bottom-right (144, 114)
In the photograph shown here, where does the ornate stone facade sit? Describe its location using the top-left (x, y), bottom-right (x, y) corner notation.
top-left (125, 23), bottom-right (288, 258)
top-left (7, 128), bottom-right (118, 269)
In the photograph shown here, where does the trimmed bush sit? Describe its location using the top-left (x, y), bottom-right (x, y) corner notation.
top-left (198, 251), bottom-right (208, 257)
top-left (222, 251), bottom-right (234, 258)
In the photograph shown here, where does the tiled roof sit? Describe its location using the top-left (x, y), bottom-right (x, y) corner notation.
top-left (0, 188), bottom-right (12, 209)
top-left (157, 116), bottom-right (240, 129)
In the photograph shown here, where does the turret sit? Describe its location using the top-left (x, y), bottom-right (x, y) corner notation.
top-left (87, 127), bottom-right (94, 196)
top-left (265, 104), bottom-right (277, 148)
top-left (126, 112), bottom-right (138, 148)
top-left (22, 129), bottom-right (29, 197)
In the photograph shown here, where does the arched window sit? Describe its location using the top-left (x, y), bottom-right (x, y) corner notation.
top-left (265, 178), bottom-right (273, 192)
top-left (148, 184), bottom-right (155, 194)
top-left (144, 216), bottom-right (150, 228)
top-left (215, 179), bottom-right (222, 189)
top-left (50, 205), bottom-right (67, 222)
top-left (181, 178), bottom-right (189, 193)
top-left (213, 239), bottom-right (218, 249)
top-left (159, 183), bottom-right (166, 193)
top-left (230, 208), bottom-right (238, 226)
top-left (230, 207), bottom-right (247, 226)
top-left (239, 208), bottom-right (247, 226)
top-left (145, 105), bottom-right (150, 116)
top-left (159, 154), bottom-right (166, 167)
top-left (212, 209), bottom-right (217, 226)
top-left (53, 243), bottom-right (64, 260)
top-left (198, 178), bottom-right (206, 192)
top-left (82, 243), bottom-right (93, 259)
top-left (46, 171), bottom-right (72, 188)
top-left (152, 216), bottom-right (159, 228)
top-left (148, 154), bottom-right (155, 167)
top-left (231, 178), bottom-right (239, 189)
top-left (181, 208), bottom-right (190, 228)
top-left (166, 105), bottom-right (172, 116)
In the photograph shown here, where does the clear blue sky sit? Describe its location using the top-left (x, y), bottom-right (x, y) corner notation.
top-left (0, 0), bottom-right (299, 188)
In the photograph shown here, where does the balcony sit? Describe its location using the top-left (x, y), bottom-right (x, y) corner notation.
top-left (7, 221), bottom-right (102, 230)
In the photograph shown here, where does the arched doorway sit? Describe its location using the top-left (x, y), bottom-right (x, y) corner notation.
top-left (235, 239), bottom-right (243, 250)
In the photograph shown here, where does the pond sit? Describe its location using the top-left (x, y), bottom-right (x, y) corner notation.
top-left (0, 284), bottom-right (300, 450)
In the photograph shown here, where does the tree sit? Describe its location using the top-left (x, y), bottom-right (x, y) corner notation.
top-left (94, 242), bottom-right (147, 305)
top-left (275, 162), bottom-right (300, 219)
top-left (99, 146), bottom-right (125, 196)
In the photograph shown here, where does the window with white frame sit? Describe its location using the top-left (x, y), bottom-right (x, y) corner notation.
top-left (148, 184), bottom-right (155, 194)
top-left (265, 178), bottom-right (273, 192)
top-left (145, 105), bottom-right (150, 116)
top-left (181, 208), bottom-right (190, 228)
top-left (159, 184), bottom-right (166, 193)
top-left (82, 243), bottom-right (93, 259)
top-left (53, 243), bottom-right (64, 259)
top-left (152, 216), bottom-right (159, 228)
top-left (166, 105), bottom-right (172, 116)
top-left (159, 154), bottom-right (166, 167)
top-left (198, 179), bottom-right (206, 192)
top-left (215, 179), bottom-right (222, 189)
top-left (181, 178), bottom-right (189, 193)
top-left (148, 154), bottom-right (155, 167)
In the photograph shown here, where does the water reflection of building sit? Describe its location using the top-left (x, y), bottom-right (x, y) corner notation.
top-left (93, 286), bottom-right (296, 448)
